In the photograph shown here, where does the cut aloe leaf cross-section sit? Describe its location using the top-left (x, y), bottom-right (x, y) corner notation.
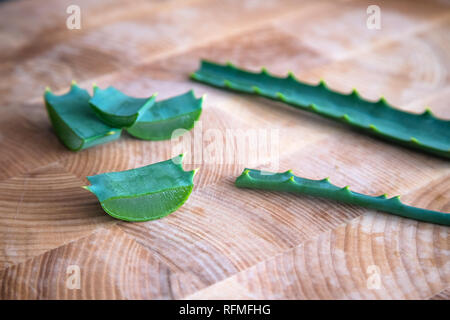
top-left (235, 169), bottom-right (450, 226)
top-left (44, 82), bottom-right (121, 151)
top-left (126, 90), bottom-right (204, 140)
top-left (89, 85), bottom-right (157, 128)
top-left (191, 60), bottom-right (450, 159)
top-left (83, 154), bottom-right (197, 222)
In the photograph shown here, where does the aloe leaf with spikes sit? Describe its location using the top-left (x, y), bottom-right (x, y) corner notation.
top-left (83, 154), bottom-right (197, 222)
top-left (44, 82), bottom-right (121, 151)
top-left (235, 169), bottom-right (450, 226)
top-left (191, 60), bottom-right (450, 158)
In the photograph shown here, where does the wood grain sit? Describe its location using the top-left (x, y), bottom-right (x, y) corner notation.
top-left (0, 104), bottom-right (71, 180)
top-left (0, 226), bottom-right (194, 299)
top-left (0, 163), bottom-right (115, 270)
top-left (0, 0), bottom-right (448, 300)
top-left (298, 15), bottom-right (450, 116)
top-left (187, 211), bottom-right (449, 300)
top-left (0, 0), bottom-right (309, 105)
top-left (430, 287), bottom-right (450, 300)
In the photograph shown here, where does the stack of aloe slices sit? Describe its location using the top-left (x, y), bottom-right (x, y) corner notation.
top-left (44, 82), bottom-right (203, 221)
top-left (44, 81), bottom-right (203, 151)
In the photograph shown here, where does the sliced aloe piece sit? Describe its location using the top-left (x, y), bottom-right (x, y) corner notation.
top-left (44, 82), bottom-right (121, 151)
top-left (192, 60), bottom-right (450, 158)
top-left (83, 154), bottom-right (197, 222)
top-left (235, 169), bottom-right (450, 226)
top-left (89, 85), bottom-right (157, 128)
top-left (126, 90), bottom-right (203, 140)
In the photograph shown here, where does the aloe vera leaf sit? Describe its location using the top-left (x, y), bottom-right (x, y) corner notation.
top-left (89, 85), bottom-right (157, 128)
top-left (126, 90), bottom-right (203, 141)
top-left (191, 60), bottom-right (450, 158)
top-left (83, 154), bottom-right (197, 222)
top-left (44, 82), bottom-right (121, 151)
top-left (235, 169), bottom-right (450, 226)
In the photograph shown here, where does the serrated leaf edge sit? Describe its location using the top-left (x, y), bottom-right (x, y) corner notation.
top-left (191, 60), bottom-right (450, 158)
top-left (235, 168), bottom-right (450, 226)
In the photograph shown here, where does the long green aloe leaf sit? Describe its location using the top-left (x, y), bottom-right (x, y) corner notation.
top-left (235, 169), bottom-right (450, 226)
top-left (44, 82), bottom-right (121, 151)
top-left (89, 85), bottom-right (157, 128)
top-left (126, 90), bottom-right (203, 140)
top-left (191, 60), bottom-right (450, 158)
top-left (83, 154), bottom-right (197, 222)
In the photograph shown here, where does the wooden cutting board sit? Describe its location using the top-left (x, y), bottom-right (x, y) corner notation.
top-left (0, 0), bottom-right (449, 299)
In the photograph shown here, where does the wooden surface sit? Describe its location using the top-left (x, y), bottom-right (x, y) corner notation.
top-left (0, 0), bottom-right (449, 300)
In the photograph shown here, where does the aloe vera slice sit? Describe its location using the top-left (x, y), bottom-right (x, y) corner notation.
top-left (83, 154), bottom-right (197, 222)
top-left (192, 60), bottom-right (450, 158)
top-left (44, 82), bottom-right (121, 151)
top-left (126, 90), bottom-right (203, 140)
top-left (235, 169), bottom-right (450, 226)
top-left (89, 85), bottom-right (157, 128)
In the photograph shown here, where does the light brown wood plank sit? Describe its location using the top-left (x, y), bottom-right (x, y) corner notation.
top-left (274, 0), bottom-right (450, 61)
top-left (0, 226), bottom-right (199, 299)
top-left (402, 174), bottom-right (450, 214)
top-left (0, 163), bottom-right (115, 270)
top-left (298, 15), bottom-right (450, 116)
top-left (276, 133), bottom-right (449, 201)
top-left (0, 0), bottom-right (448, 300)
top-left (187, 212), bottom-right (449, 299)
top-left (0, 104), bottom-right (71, 181)
top-left (430, 287), bottom-right (450, 300)
top-left (0, 0), bottom-right (317, 105)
